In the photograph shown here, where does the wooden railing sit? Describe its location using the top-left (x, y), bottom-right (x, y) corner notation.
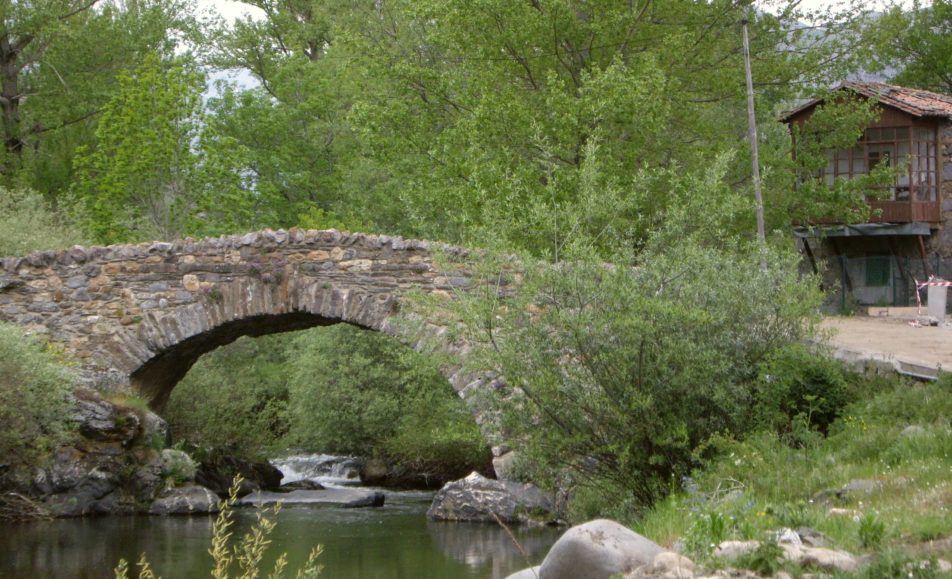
top-left (867, 200), bottom-right (941, 223)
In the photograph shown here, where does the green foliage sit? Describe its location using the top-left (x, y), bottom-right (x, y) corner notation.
top-left (165, 334), bottom-right (291, 457)
top-left (0, 0), bottom-right (199, 192)
top-left (754, 344), bottom-right (852, 440)
top-left (71, 54), bottom-right (206, 243)
top-left (683, 511), bottom-right (730, 558)
top-left (0, 186), bottom-right (86, 256)
top-left (867, 0), bottom-right (952, 94)
top-left (205, 0), bottom-right (874, 252)
top-left (634, 377), bottom-right (952, 556)
top-left (438, 219), bottom-right (822, 511)
top-left (780, 96), bottom-right (897, 226)
top-left (285, 325), bottom-right (489, 478)
top-left (0, 322), bottom-right (75, 471)
top-left (165, 326), bottom-right (489, 480)
top-left (859, 550), bottom-right (944, 579)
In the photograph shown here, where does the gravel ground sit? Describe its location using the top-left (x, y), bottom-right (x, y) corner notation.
top-left (821, 316), bottom-right (952, 371)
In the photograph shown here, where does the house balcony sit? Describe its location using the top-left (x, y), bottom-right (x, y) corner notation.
top-left (866, 200), bottom-right (941, 224)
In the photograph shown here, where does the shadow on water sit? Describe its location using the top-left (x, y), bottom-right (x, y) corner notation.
top-left (0, 490), bottom-right (562, 579)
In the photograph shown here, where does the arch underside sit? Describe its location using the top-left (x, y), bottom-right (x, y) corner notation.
top-left (130, 312), bottom-right (361, 411)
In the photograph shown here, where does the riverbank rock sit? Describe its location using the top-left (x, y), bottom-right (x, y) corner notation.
top-left (538, 519), bottom-right (665, 579)
top-left (149, 484), bottom-right (220, 515)
top-left (72, 391), bottom-right (140, 445)
top-left (427, 471), bottom-right (558, 526)
top-left (195, 452), bottom-right (284, 498)
top-left (29, 391), bottom-right (176, 517)
top-left (713, 540), bottom-right (859, 573)
top-left (814, 479), bottom-right (884, 503)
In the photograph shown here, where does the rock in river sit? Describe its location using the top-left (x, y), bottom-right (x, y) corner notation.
top-left (427, 471), bottom-right (558, 526)
top-left (149, 484), bottom-right (220, 516)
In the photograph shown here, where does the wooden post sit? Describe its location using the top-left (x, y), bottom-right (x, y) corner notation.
top-left (741, 18), bottom-right (767, 270)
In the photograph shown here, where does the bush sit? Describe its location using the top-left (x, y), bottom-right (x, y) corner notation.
top-left (0, 187), bottom-right (86, 256)
top-left (754, 344), bottom-right (851, 439)
top-left (443, 237), bottom-right (822, 510)
top-left (0, 322), bottom-right (75, 472)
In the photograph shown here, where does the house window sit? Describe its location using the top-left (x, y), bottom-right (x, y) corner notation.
top-left (865, 256), bottom-right (891, 287)
top-left (821, 125), bottom-right (938, 202)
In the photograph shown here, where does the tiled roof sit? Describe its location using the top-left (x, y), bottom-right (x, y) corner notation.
top-left (782, 81), bottom-right (952, 121)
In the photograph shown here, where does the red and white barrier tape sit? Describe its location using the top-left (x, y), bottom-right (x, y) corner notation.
top-left (914, 276), bottom-right (952, 315)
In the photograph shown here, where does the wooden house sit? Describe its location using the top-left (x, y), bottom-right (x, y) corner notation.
top-left (782, 82), bottom-right (952, 308)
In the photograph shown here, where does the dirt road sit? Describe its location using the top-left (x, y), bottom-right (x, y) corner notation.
top-left (821, 316), bottom-right (952, 373)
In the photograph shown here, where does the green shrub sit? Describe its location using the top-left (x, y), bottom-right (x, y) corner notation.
top-left (754, 344), bottom-right (851, 439)
top-left (0, 187), bottom-right (86, 256)
top-left (439, 237), bottom-right (822, 509)
top-left (0, 322), bottom-right (75, 472)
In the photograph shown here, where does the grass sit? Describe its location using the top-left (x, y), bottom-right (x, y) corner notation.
top-left (634, 375), bottom-right (952, 570)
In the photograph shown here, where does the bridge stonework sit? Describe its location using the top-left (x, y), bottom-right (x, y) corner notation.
top-left (0, 229), bottom-right (486, 413)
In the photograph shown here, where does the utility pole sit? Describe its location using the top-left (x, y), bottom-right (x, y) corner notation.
top-left (741, 18), bottom-right (767, 270)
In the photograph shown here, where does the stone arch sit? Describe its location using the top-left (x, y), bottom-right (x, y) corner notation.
top-left (0, 228), bottom-right (486, 413)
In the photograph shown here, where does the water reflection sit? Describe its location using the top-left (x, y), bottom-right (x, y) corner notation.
top-left (0, 491), bottom-right (561, 579)
top-left (428, 520), bottom-right (559, 579)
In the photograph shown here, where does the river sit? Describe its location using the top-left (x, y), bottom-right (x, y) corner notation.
top-left (0, 456), bottom-right (563, 578)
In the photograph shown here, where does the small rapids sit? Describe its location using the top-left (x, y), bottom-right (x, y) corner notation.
top-left (270, 453), bottom-right (363, 486)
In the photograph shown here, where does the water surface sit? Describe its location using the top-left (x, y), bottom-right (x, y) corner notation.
top-left (1, 489), bottom-right (561, 578)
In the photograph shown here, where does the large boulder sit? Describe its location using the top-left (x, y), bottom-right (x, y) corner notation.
top-left (427, 471), bottom-right (558, 526)
top-left (195, 452), bottom-right (284, 498)
top-left (538, 519), bottom-right (664, 579)
top-left (149, 484), bottom-right (220, 515)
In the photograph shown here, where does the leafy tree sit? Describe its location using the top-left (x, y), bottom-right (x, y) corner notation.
top-left (869, 0), bottom-right (952, 94)
top-left (772, 95), bottom-right (896, 226)
top-left (331, 0), bottom-right (873, 252)
top-left (0, 0), bottom-right (197, 191)
top-left (70, 54), bottom-right (202, 243)
top-left (412, 153), bottom-right (823, 511)
top-left (204, 1), bottom-right (367, 231)
top-left (70, 54), bottom-right (252, 243)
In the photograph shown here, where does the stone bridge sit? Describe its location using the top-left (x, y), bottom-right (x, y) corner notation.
top-left (0, 229), bottom-right (492, 415)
